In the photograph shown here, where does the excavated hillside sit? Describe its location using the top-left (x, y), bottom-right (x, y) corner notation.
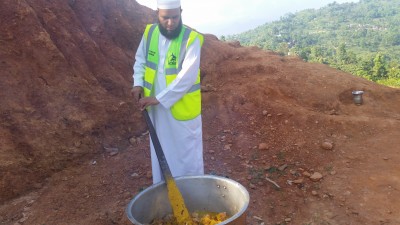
top-left (1, 0), bottom-right (400, 224)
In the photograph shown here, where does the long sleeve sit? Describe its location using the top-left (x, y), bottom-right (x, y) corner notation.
top-left (156, 38), bottom-right (201, 109)
top-left (132, 36), bottom-right (146, 87)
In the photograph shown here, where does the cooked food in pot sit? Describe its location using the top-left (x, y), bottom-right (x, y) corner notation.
top-left (149, 211), bottom-right (228, 225)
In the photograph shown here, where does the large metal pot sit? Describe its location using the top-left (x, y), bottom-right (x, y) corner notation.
top-left (126, 175), bottom-right (250, 225)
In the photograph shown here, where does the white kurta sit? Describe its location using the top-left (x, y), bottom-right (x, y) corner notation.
top-left (133, 28), bottom-right (204, 184)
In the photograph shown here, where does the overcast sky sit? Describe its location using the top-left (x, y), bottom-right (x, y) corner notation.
top-left (136, 0), bottom-right (360, 36)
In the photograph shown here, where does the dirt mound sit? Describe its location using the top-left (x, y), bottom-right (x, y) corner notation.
top-left (1, 1), bottom-right (400, 225)
top-left (0, 0), bottom-right (152, 203)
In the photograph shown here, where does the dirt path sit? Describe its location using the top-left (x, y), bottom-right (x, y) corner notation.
top-left (316, 121), bottom-right (400, 225)
top-left (2, 116), bottom-right (399, 225)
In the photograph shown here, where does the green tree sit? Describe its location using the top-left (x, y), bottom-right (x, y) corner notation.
top-left (277, 42), bottom-right (289, 56)
top-left (355, 58), bottom-right (373, 79)
top-left (372, 53), bottom-right (388, 81)
top-left (387, 61), bottom-right (400, 79)
top-left (337, 43), bottom-right (349, 64)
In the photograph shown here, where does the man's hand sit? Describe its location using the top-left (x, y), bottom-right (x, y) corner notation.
top-left (139, 97), bottom-right (160, 111)
top-left (131, 87), bottom-right (159, 110)
top-left (131, 86), bottom-right (143, 102)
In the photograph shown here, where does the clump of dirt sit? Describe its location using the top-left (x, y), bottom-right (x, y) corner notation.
top-left (1, 1), bottom-right (400, 225)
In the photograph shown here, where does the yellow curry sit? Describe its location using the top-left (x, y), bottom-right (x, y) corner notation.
top-left (164, 178), bottom-right (228, 225)
top-left (149, 211), bottom-right (228, 225)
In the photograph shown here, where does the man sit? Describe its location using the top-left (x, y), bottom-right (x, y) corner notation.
top-left (131, 0), bottom-right (204, 184)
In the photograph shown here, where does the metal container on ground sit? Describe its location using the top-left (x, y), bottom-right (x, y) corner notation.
top-left (352, 90), bottom-right (364, 105)
top-left (126, 175), bottom-right (250, 225)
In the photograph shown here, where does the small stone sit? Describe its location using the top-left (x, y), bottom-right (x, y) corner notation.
top-left (321, 141), bottom-right (334, 150)
top-left (310, 172), bottom-right (323, 181)
top-left (262, 110), bottom-right (268, 116)
top-left (131, 173), bottom-right (139, 178)
top-left (249, 183), bottom-right (256, 189)
top-left (311, 190), bottom-right (318, 196)
top-left (146, 171), bottom-right (152, 179)
top-left (253, 216), bottom-right (263, 221)
top-left (330, 170), bottom-right (337, 175)
top-left (19, 214), bottom-right (28, 223)
top-left (285, 218), bottom-right (292, 222)
top-left (258, 143), bottom-right (269, 150)
top-left (303, 171), bottom-right (311, 177)
top-left (224, 144), bottom-right (231, 150)
top-left (278, 164), bottom-right (288, 171)
top-left (109, 151), bottom-right (119, 156)
top-left (293, 178), bottom-right (304, 184)
top-left (129, 137), bottom-right (137, 145)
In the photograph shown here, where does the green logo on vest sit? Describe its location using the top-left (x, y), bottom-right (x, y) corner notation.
top-left (149, 50), bottom-right (156, 57)
top-left (168, 53), bottom-right (177, 66)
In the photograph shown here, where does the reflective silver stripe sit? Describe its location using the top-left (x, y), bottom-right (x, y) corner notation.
top-left (144, 81), bottom-right (153, 90)
top-left (145, 25), bottom-right (158, 72)
top-left (146, 24), bottom-right (157, 54)
top-left (146, 61), bottom-right (157, 70)
top-left (187, 83), bottom-right (200, 93)
top-left (165, 68), bottom-right (178, 75)
top-left (144, 25), bottom-right (157, 96)
top-left (178, 27), bottom-right (192, 71)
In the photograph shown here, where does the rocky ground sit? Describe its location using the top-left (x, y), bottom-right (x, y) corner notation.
top-left (1, 0), bottom-right (400, 225)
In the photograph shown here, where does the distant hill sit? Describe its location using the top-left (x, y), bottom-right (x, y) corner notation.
top-left (227, 0), bottom-right (400, 87)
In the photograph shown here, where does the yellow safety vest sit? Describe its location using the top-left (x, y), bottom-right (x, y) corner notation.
top-left (143, 24), bottom-right (204, 121)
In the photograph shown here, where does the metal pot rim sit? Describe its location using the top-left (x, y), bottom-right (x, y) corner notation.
top-left (126, 174), bottom-right (250, 225)
top-left (352, 90), bottom-right (364, 95)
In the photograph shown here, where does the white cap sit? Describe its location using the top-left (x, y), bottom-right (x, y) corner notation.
top-left (157, 0), bottom-right (181, 9)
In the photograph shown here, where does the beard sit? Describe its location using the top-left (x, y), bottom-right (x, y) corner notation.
top-left (158, 18), bottom-right (183, 40)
